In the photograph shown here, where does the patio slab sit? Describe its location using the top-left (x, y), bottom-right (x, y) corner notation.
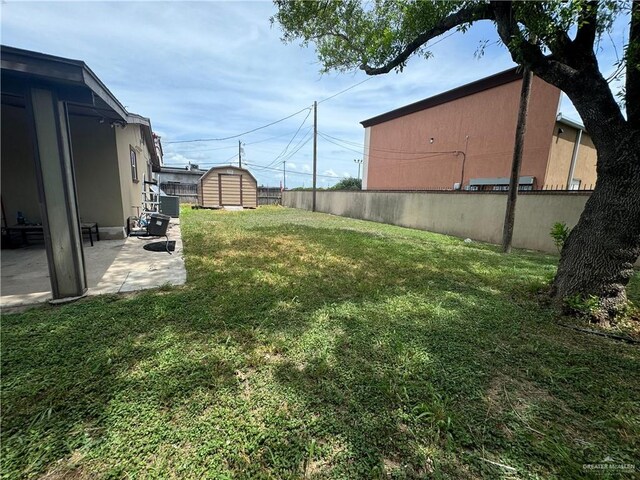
top-left (1, 219), bottom-right (186, 308)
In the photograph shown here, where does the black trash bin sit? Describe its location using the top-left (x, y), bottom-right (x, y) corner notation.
top-left (148, 213), bottom-right (170, 236)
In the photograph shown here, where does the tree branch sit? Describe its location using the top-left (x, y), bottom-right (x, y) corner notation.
top-left (627, 0), bottom-right (640, 127)
top-left (359, 4), bottom-right (494, 75)
top-left (573, 0), bottom-right (598, 52)
top-left (492, 1), bottom-right (578, 87)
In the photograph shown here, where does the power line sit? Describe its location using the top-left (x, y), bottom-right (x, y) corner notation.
top-left (244, 161), bottom-right (340, 179)
top-left (164, 74), bottom-right (379, 145)
top-left (245, 126), bottom-right (313, 145)
top-left (317, 77), bottom-right (374, 104)
top-left (164, 106), bottom-right (312, 144)
top-left (264, 109), bottom-right (313, 168)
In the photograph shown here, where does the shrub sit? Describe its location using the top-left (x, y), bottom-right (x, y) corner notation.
top-left (550, 222), bottom-right (571, 252)
top-left (330, 177), bottom-right (362, 190)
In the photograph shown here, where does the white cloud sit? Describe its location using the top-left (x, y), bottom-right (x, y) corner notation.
top-left (323, 169), bottom-right (338, 177)
top-left (1, 2), bottom-right (626, 187)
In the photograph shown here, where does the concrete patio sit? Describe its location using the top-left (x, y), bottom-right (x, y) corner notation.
top-left (1, 219), bottom-right (186, 308)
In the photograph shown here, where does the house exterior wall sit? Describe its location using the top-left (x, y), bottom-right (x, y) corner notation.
top-left (0, 106), bottom-right (142, 238)
top-left (544, 122), bottom-right (597, 189)
top-left (69, 115), bottom-right (124, 228)
top-left (114, 124), bottom-right (151, 222)
top-left (365, 76), bottom-right (561, 190)
top-left (1, 104), bottom-right (40, 224)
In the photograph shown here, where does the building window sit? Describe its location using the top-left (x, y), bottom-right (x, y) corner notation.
top-left (492, 185), bottom-right (509, 191)
top-left (130, 147), bottom-right (138, 182)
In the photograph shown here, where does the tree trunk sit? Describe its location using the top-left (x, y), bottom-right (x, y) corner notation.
top-left (502, 67), bottom-right (532, 253)
top-left (551, 129), bottom-right (640, 320)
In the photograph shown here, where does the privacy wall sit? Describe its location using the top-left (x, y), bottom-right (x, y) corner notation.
top-left (283, 190), bottom-right (593, 254)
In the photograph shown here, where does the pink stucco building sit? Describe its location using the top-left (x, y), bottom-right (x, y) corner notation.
top-left (361, 68), bottom-right (597, 192)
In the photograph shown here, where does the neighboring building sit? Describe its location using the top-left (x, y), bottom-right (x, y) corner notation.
top-left (1, 45), bottom-right (161, 299)
top-left (197, 166), bottom-right (258, 209)
top-left (158, 164), bottom-right (207, 204)
top-left (360, 68), bottom-right (596, 192)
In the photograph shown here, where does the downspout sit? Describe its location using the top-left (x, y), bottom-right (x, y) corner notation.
top-left (566, 128), bottom-right (582, 189)
top-left (460, 134), bottom-right (469, 188)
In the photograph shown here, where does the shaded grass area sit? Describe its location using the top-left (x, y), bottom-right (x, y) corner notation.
top-left (2, 206), bottom-right (639, 479)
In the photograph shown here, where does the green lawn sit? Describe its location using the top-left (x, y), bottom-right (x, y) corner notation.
top-left (2, 207), bottom-right (639, 479)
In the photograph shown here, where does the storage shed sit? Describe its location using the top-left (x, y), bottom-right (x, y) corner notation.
top-left (198, 166), bottom-right (258, 209)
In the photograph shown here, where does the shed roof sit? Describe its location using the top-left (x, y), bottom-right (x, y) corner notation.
top-left (200, 165), bottom-right (258, 184)
top-left (361, 67), bottom-right (522, 128)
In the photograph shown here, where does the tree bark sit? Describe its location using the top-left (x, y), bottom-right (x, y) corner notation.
top-left (492, 2), bottom-right (640, 319)
top-left (502, 67), bottom-right (532, 253)
top-left (550, 128), bottom-right (640, 319)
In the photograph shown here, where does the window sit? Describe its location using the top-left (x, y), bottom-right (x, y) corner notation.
top-left (130, 147), bottom-right (138, 182)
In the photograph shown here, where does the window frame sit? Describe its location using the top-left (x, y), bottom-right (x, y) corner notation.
top-left (130, 146), bottom-right (139, 182)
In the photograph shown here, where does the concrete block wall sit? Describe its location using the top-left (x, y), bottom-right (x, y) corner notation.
top-left (283, 190), bottom-right (592, 254)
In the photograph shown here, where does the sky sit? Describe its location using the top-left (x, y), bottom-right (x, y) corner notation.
top-left (1, 1), bottom-right (629, 188)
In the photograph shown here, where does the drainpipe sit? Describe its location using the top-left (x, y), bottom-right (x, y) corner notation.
top-left (566, 128), bottom-right (582, 189)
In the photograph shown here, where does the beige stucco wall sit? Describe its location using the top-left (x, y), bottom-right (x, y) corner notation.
top-left (1, 106), bottom-right (153, 238)
top-left (365, 76), bottom-right (561, 190)
top-left (283, 190), bottom-right (596, 254)
top-left (1, 104), bottom-right (40, 224)
top-left (114, 124), bottom-right (150, 222)
top-left (69, 115), bottom-right (124, 228)
top-left (544, 122), bottom-right (597, 189)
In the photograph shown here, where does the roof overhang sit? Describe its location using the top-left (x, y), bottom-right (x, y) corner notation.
top-left (200, 165), bottom-right (258, 184)
top-left (1, 45), bottom-right (129, 121)
top-left (556, 113), bottom-right (585, 131)
top-left (1, 45), bottom-right (160, 167)
top-left (361, 67), bottom-right (522, 128)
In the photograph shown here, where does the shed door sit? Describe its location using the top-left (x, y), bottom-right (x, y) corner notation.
top-left (219, 174), bottom-right (242, 206)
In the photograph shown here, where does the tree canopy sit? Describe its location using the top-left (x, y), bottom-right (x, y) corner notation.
top-left (330, 177), bottom-right (362, 190)
top-left (273, 0), bottom-right (640, 320)
top-left (273, 1), bottom-right (637, 127)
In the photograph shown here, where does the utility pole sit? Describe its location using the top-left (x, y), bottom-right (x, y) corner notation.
top-left (238, 140), bottom-right (242, 168)
top-left (283, 160), bottom-right (286, 190)
top-left (502, 67), bottom-right (533, 253)
top-left (312, 101), bottom-right (317, 212)
top-left (354, 158), bottom-right (363, 180)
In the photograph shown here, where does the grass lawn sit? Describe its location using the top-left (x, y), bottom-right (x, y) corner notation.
top-left (2, 206), bottom-right (639, 479)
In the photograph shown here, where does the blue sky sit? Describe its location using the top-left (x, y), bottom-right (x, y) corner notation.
top-left (1, 1), bottom-right (628, 187)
